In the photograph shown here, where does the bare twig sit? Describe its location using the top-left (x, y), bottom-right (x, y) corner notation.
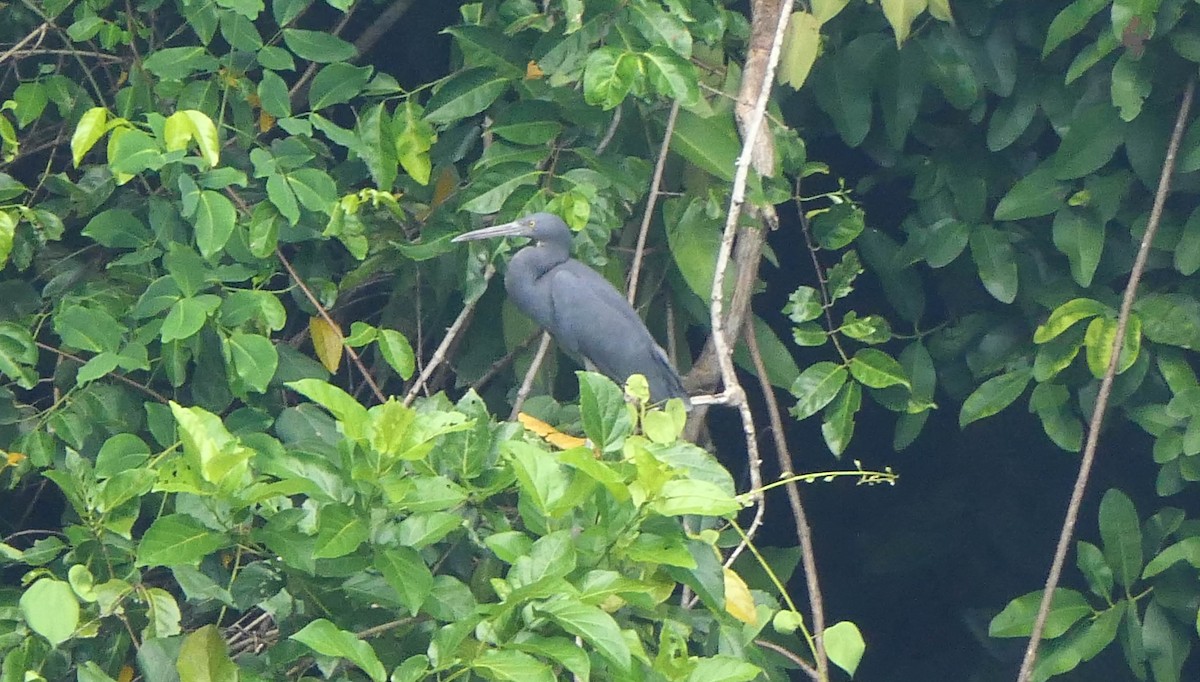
top-left (510, 331), bottom-right (553, 420)
top-left (1016, 78), bottom-right (1196, 682)
top-left (755, 639), bottom-right (820, 682)
top-left (745, 324), bottom-right (827, 674)
top-left (276, 248), bottom-right (387, 404)
top-left (627, 100), bottom-right (680, 304)
top-left (352, 0), bottom-right (417, 59)
top-left (595, 103), bottom-right (623, 155)
top-left (35, 341), bottom-right (171, 404)
top-left (404, 265), bottom-right (496, 406)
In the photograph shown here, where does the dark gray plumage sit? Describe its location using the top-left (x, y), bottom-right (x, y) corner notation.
top-left (452, 212), bottom-right (689, 406)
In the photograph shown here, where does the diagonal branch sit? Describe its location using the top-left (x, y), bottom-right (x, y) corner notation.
top-left (1015, 78), bottom-right (1196, 682)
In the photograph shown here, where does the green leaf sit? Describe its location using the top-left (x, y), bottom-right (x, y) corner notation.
top-left (425, 67), bottom-right (510, 125)
top-left (308, 63), bottom-right (373, 110)
top-left (670, 109), bottom-right (738, 181)
top-left (258, 70), bottom-right (291, 118)
top-left (1052, 208), bottom-right (1104, 287)
top-left (20, 579), bottom-right (79, 646)
top-left (989, 588), bottom-right (1091, 638)
top-left (578, 371), bottom-right (633, 452)
top-left (375, 547), bottom-right (433, 615)
top-left (192, 190), bottom-right (237, 258)
top-left (1111, 52), bottom-right (1150, 121)
top-left (1099, 488), bottom-right (1142, 590)
top-left (137, 514), bottom-right (230, 567)
top-left (651, 479), bottom-right (740, 517)
top-left (378, 329), bottom-right (415, 380)
top-left (83, 208), bottom-right (152, 248)
top-left (642, 47), bottom-right (699, 106)
top-left (1078, 541), bottom-right (1114, 602)
top-left (287, 378), bottom-right (370, 442)
top-left (281, 29), bottom-right (356, 62)
top-left (824, 621), bottom-right (866, 677)
top-left (813, 0), bottom-right (851, 23)
top-left (789, 362), bottom-right (848, 420)
top-left (176, 625), bottom-right (237, 682)
top-left (161, 295), bottom-right (221, 343)
top-left (879, 0), bottom-right (926, 46)
top-left (163, 110), bottom-right (221, 167)
top-left (1050, 104), bottom-right (1124, 180)
top-left (994, 165), bottom-right (1067, 221)
top-left (142, 46), bottom-right (219, 80)
top-left (290, 619), bottom-right (386, 682)
top-left (460, 165), bottom-right (542, 215)
top-left (55, 304), bottom-right (125, 353)
top-left (71, 107), bottom-right (108, 167)
top-left (959, 367), bottom-right (1032, 427)
top-left (629, 3), bottom-right (692, 58)
top-left (988, 83), bottom-right (1038, 152)
top-left (313, 503), bottom-right (368, 559)
top-left (1043, 0), bottom-right (1110, 56)
top-left (286, 168), bottom-right (337, 213)
top-left (170, 401), bottom-right (255, 487)
top-left (1136, 294), bottom-right (1200, 349)
top-left (96, 433), bottom-right (152, 478)
top-left (1083, 314), bottom-right (1140, 378)
top-left (779, 12), bottom-right (822, 90)
top-left (1175, 206), bottom-right (1200, 275)
top-left (225, 332), bottom-right (278, 393)
top-left (848, 348), bottom-right (910, 389)
top-left (394, 101), bottom-right (435, 185)
top-left (1035, 298), bottom-right (1110, 343)
top-left (583, 47), bottom-right (643, 110)
top-left (969, 225), bottom-right (1018, 303)
top-left (538, 597), bottom-right (631, 672)
top-left (822, 381), bottom-right (861, 457)
top-left (472, 650), bottom-right (555, 682)
top-left (1142, 537), bottom-right (1200, 578)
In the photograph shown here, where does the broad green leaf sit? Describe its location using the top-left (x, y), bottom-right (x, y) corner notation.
top-left (137, 514), bottom-right (230, 567)
top-left (425, 67), bottom-right (510, 125)
top-left (812, 0), bottom-right (851, 23)
top-left (286, 168), bottom-right (337, 213)
top-left (822, 380), bottom-right (860, 457)
top-left (1052, 208), bottom-right (1104, 287)
top-left (192, 190), bottom-right (237, 258)
top-left (959, 367), bottom-right (1032, 427)
top-left (583, 47), bottom-right (643, 110)
top-left (313, 503), bottom-right (368, 559)
top-left (880, 0), bottom-right (927, 46)
top-left (282, 29), bottom-right (356, 62)
top-left (472, 650), bottom-right (555, 682)
top-left (685, 656), bottom-right (761, 682)
top-left (1143, 537), bottom-right (1200, 577)
top-left (163, 110), bottom-right (221, 167)
top-left (994, 165), bottom-right (1067, 221)
top-left (170, 401), bottom-right (254, 487)
top-left (969, 225), bottom-right (1018, 303)
top-left (290, 619), bottom-right (386, 682)
top-left (1083, 314), bottom-right (1140, 378)
top-left (71, 107), bottom-right (108, 167)
top-left (578, 371), bottom-right (633, 452)
top-left (1099, 488), bottom-right (1142, 590)
top-left (1051, 104), bottom-right (1124, 179)
top-left (628, 3), bottom-right (692, 58)
top-left (779, 12), bottom-right (821, 90)
top-left (1066, 33), bottom-right (1119, 85)
top-left (1043, 0), bottom-right (1112, 56)
top-left (670, 109), bottom-right (738, 181)
top-left (824, 621), bottom-right (866, 677)
top-left (225, 332), bottom-right (278, 393)
top-left (176, 625), bottom-right (237, 682)
top-left (1136, 294), bottom-right (1200, 349)
top-left (651, 479), bottom-right (740, 517)
top-left (83, 208), bottom-right (152, 248)
top-left (308, 63), bottom-right (373, 110)
top-left (378, 329), bottom-right (415, 380)
top-left (375, 547), bottom-right (433, 615)
top-left (258, 70), bottom-right (291, 118)
top-left (812, 37), bottom-right (880, 145)
top-left (790, 362), bottom-right (848, 420)
top-left (848, 348), bottom-right (910, 389)
top-left (460, 165), bottom-right (542, 214)
top-left (1175, 206), bottom-right (1200, 275)
top-left (538, 597), bottom-right (631, 672)
top-left (642, 47), bottom-right (699, 106)
top-left (55, 304), bottom-right (125, 353)
top-left (1035, 298), bottom-right (1110, 343)
top-left (989, 588), bottom-right (1091, 638)
top-left (142, 46), bottom-right (219, 80)
top-left (161, 295), bottom-right (221, 342)
top-left (96, 434), bottom-right (152, 478)
top-left (1077, 540), bottom-right (1114, 601)
top-left (287, 378), bottom-right (370, 442)
top-left (1111, 52), bottom-right (1150, 121)
top-left (988, 82), bottom-right (1038, 152)
top-left (20, 579), bottom-right (79, 646)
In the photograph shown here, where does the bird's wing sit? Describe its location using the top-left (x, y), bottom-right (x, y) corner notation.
top-left (548, 262), bottom-right (687, 403)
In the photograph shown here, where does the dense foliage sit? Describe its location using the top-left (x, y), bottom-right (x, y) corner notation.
top-left (5, 0), bottom-right (1200, 680)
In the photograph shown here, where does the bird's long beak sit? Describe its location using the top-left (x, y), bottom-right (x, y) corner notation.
top-left (451, 220), bottom-right (526, 242)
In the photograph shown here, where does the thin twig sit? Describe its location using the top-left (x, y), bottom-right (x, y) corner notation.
top-left (404, 265), bottom-right (495, 406)
top-left (471, 329), bottom-right (542, 392)
top-left (0, 24), bottom-right (51, 64)
top-left (276, 248), bottom-right (387, 404)
top-left (745, 324), bottom-right (827, 673)
top-left (510, 331), bottom-right (552, 420)
top-left (627, 100), bottom-right (680, 304)
top-left (35, 341), bottom-right (171, 404)
top-left (1015, 78), bottom-right (1196, 682)
top-left (755, 639), bottom-right (820, 682)
top-left (595, 103), bottom-right (623, 155)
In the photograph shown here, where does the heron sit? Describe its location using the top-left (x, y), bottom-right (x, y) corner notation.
top-left (452, 212), bottom-right (689, 407)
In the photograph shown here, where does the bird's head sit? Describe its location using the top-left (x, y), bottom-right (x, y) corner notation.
top-left (451, 212), bottom-right (571, 247)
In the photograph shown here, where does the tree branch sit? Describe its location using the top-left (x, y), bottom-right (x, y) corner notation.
top-left (1016, 78), bottom-right (1196, 682)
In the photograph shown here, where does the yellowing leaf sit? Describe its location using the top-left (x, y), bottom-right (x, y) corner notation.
top-left (526, 60), bottom-right (545, 79)
top-left (71, 107), bottom-right (108, 167)
top-left (517, 412), bottom-right (588, 450)
top-left (310, 316), bottom-right (344, 373)
top-left (723, 568), bottom-right (757, 625)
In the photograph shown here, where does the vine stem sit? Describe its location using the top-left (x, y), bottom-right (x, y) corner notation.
top-left (1016, 78), bottom-right (1196, 682)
